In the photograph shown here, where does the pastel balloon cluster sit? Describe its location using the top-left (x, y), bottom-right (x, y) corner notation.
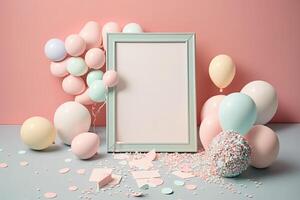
top-left (44, 21), bottom-right (143, 105)
top-left (200, 74), bottom-right (279, 169)
top-left (21, 21), bottom-right (144, 159)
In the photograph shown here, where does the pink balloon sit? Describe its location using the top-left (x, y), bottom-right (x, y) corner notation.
top-left (102, 22), bottom-right (121, 50)
top-left (71, 132), bottom-right (99, 159)
top-left (199, 115), bottom-right (222, 150)
top-left (201, 95), bottom-right (225, 121)
top-left (245, 125), bottom-right (279, 168)
top-left (62, 75), bottom-right (86, 95)
top-left (65, 34), bottom-right (86, 56)
top-left (50, 58), bottom-right (69, 77)
top-left (85, 48), bottom-right (105, 69)
top-left (75, 88), bottom-right (94, 105)
top-left (79, 21), bottom-right (102, 49)
top-left (103, 70), bottom-right (118, 87)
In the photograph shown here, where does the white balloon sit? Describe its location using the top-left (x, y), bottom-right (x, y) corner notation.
top-left (241, 80), bottom-right (278, 125)
top-left (54, 101), bottom-right (91, 145)
top-left (122, 23), bottom-right (143, 33)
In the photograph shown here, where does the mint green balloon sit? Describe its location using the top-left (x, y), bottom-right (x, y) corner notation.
top-left (67, 57), bottom-right (87, 76)
top-left (88, 80), bottom-right (106, 102)
top-left (219, 93), bottom-right (257, 135)
top-left (86, 70), bottom-right (103, 87)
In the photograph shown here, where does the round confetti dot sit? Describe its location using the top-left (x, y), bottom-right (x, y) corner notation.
top-left (161, 187), bottom-right (173, 195)
top-left (185, 184), bottom-right (197, 190)
top-left (20, 161), bottom-right (29, 166)
top-left (59, 168), bottom-right (70, 174)
top-left (0, 148), bottom-right (3, 152)
top-left (18, 150), bottom-right (26, 154)
top-left (68, 186), bottom-right (78, 191)
top-left (0, 163), bottom-right (8, 168)
top-left (76, 168), bottom-right (86, 175)
top-left (44, 192), bottom-right (57, 199)
top-left (174, 180), bottom-right (185, 186)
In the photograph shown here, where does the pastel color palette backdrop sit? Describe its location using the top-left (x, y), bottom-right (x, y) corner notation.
top-left (0, 0), bottom-right (299, 125)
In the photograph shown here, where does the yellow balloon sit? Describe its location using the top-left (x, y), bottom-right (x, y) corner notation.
top-left (20, 116), bottom-right (56, 150)
top-left (209, 55), bottom-right (236, 92)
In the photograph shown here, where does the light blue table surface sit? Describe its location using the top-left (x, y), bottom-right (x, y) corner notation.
top-left (0, 124), bottom-right (300, 200)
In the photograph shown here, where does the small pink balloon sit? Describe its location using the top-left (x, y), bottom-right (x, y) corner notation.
top-left (199, 115), bottom-right (222, 150)
top-left (50, 58), bottom-right (69, 77)
top-left (65, 34), bottom-right (86, 56)
top-left (75, 88), bottom-right (94, 105)
top-left (79, 21), bottom-right (101, 50)
top-left (103, 70), bottom-right (118, 87)
top-left (201, 95), bottom-right (225, 121)
top-left (245, 125), bottom-right (279, 168)
top-left (62, 75), bottom-right (86, 95)
top-left (102, 22), bottom-right (121, 50)
top-left (71, 132), bottom-right (100, 159)
top-left (85, 48), bottom-right (105, 69)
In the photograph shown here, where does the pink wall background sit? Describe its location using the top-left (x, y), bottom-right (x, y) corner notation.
top-left (0, 0), bottom-right (299, 125)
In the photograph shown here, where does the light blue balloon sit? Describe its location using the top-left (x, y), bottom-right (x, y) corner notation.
top-left (67, 57), bottom-right (88, 76)
top-left (219, 92), bottom-right (257, 135)
top-left (88, 80), bottom-right (107, 102)
top-left (44, 38), bottom-right (66, 61)
top-left (86, 70), bottom-right (104, 87)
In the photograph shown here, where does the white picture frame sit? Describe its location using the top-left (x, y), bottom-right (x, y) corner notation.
top-left (106, 33), bottom-right (197, 152)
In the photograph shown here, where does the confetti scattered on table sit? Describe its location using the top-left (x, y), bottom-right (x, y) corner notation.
top-left (185, 184), bottom-right (197, 190)
top-left (0, 162), bottom-right (8, 168)
top-left (68, 185), bottom-right (78, 191)
top-left (161, 187), bottom-right (173, 195)
top-left (18, 150), bottom-right (26, 155)
top-left (174, 180), bottom-right (185, 186)
top-left (44, 192), bottom-right (57, 199)
top-left (20, 161), bottom-right (29, 166)
top-left (58, 167), bottom-right (70, 174)
top-left (113, 154), bottom-right (129, 160)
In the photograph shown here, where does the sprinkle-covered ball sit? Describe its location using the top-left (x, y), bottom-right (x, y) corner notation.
top-left (206, 130), bottom-right (251, 177)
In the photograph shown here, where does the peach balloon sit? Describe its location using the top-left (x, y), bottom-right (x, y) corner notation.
top-left (65, 34), bottom-right (86, 56)
top-left (201, 95), bottom-right (225, 121)
top-left (79, 21), bottom-right (101, 49)
top-left (103, 70), bottom-right (118, 87)
top-left (199, 115), bottom-right (222, 150)
top-left (85, 48), bottom-right (105, 69)
top-left (75, 88), bottom-right (94, 105)
top-left (50, 59), bottom-right (69, 77)
top-left (245, 125), bottom-right (279, 168)
top-left (62, 75), bottom-right (86, 95)
top-left (102, 22), bottom-right (121, 50)
top-left (71, 132), bottom-right (99, 159)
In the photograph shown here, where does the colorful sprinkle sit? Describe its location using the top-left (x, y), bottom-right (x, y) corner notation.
top-left (20, 161), bottom-right (29, 166)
